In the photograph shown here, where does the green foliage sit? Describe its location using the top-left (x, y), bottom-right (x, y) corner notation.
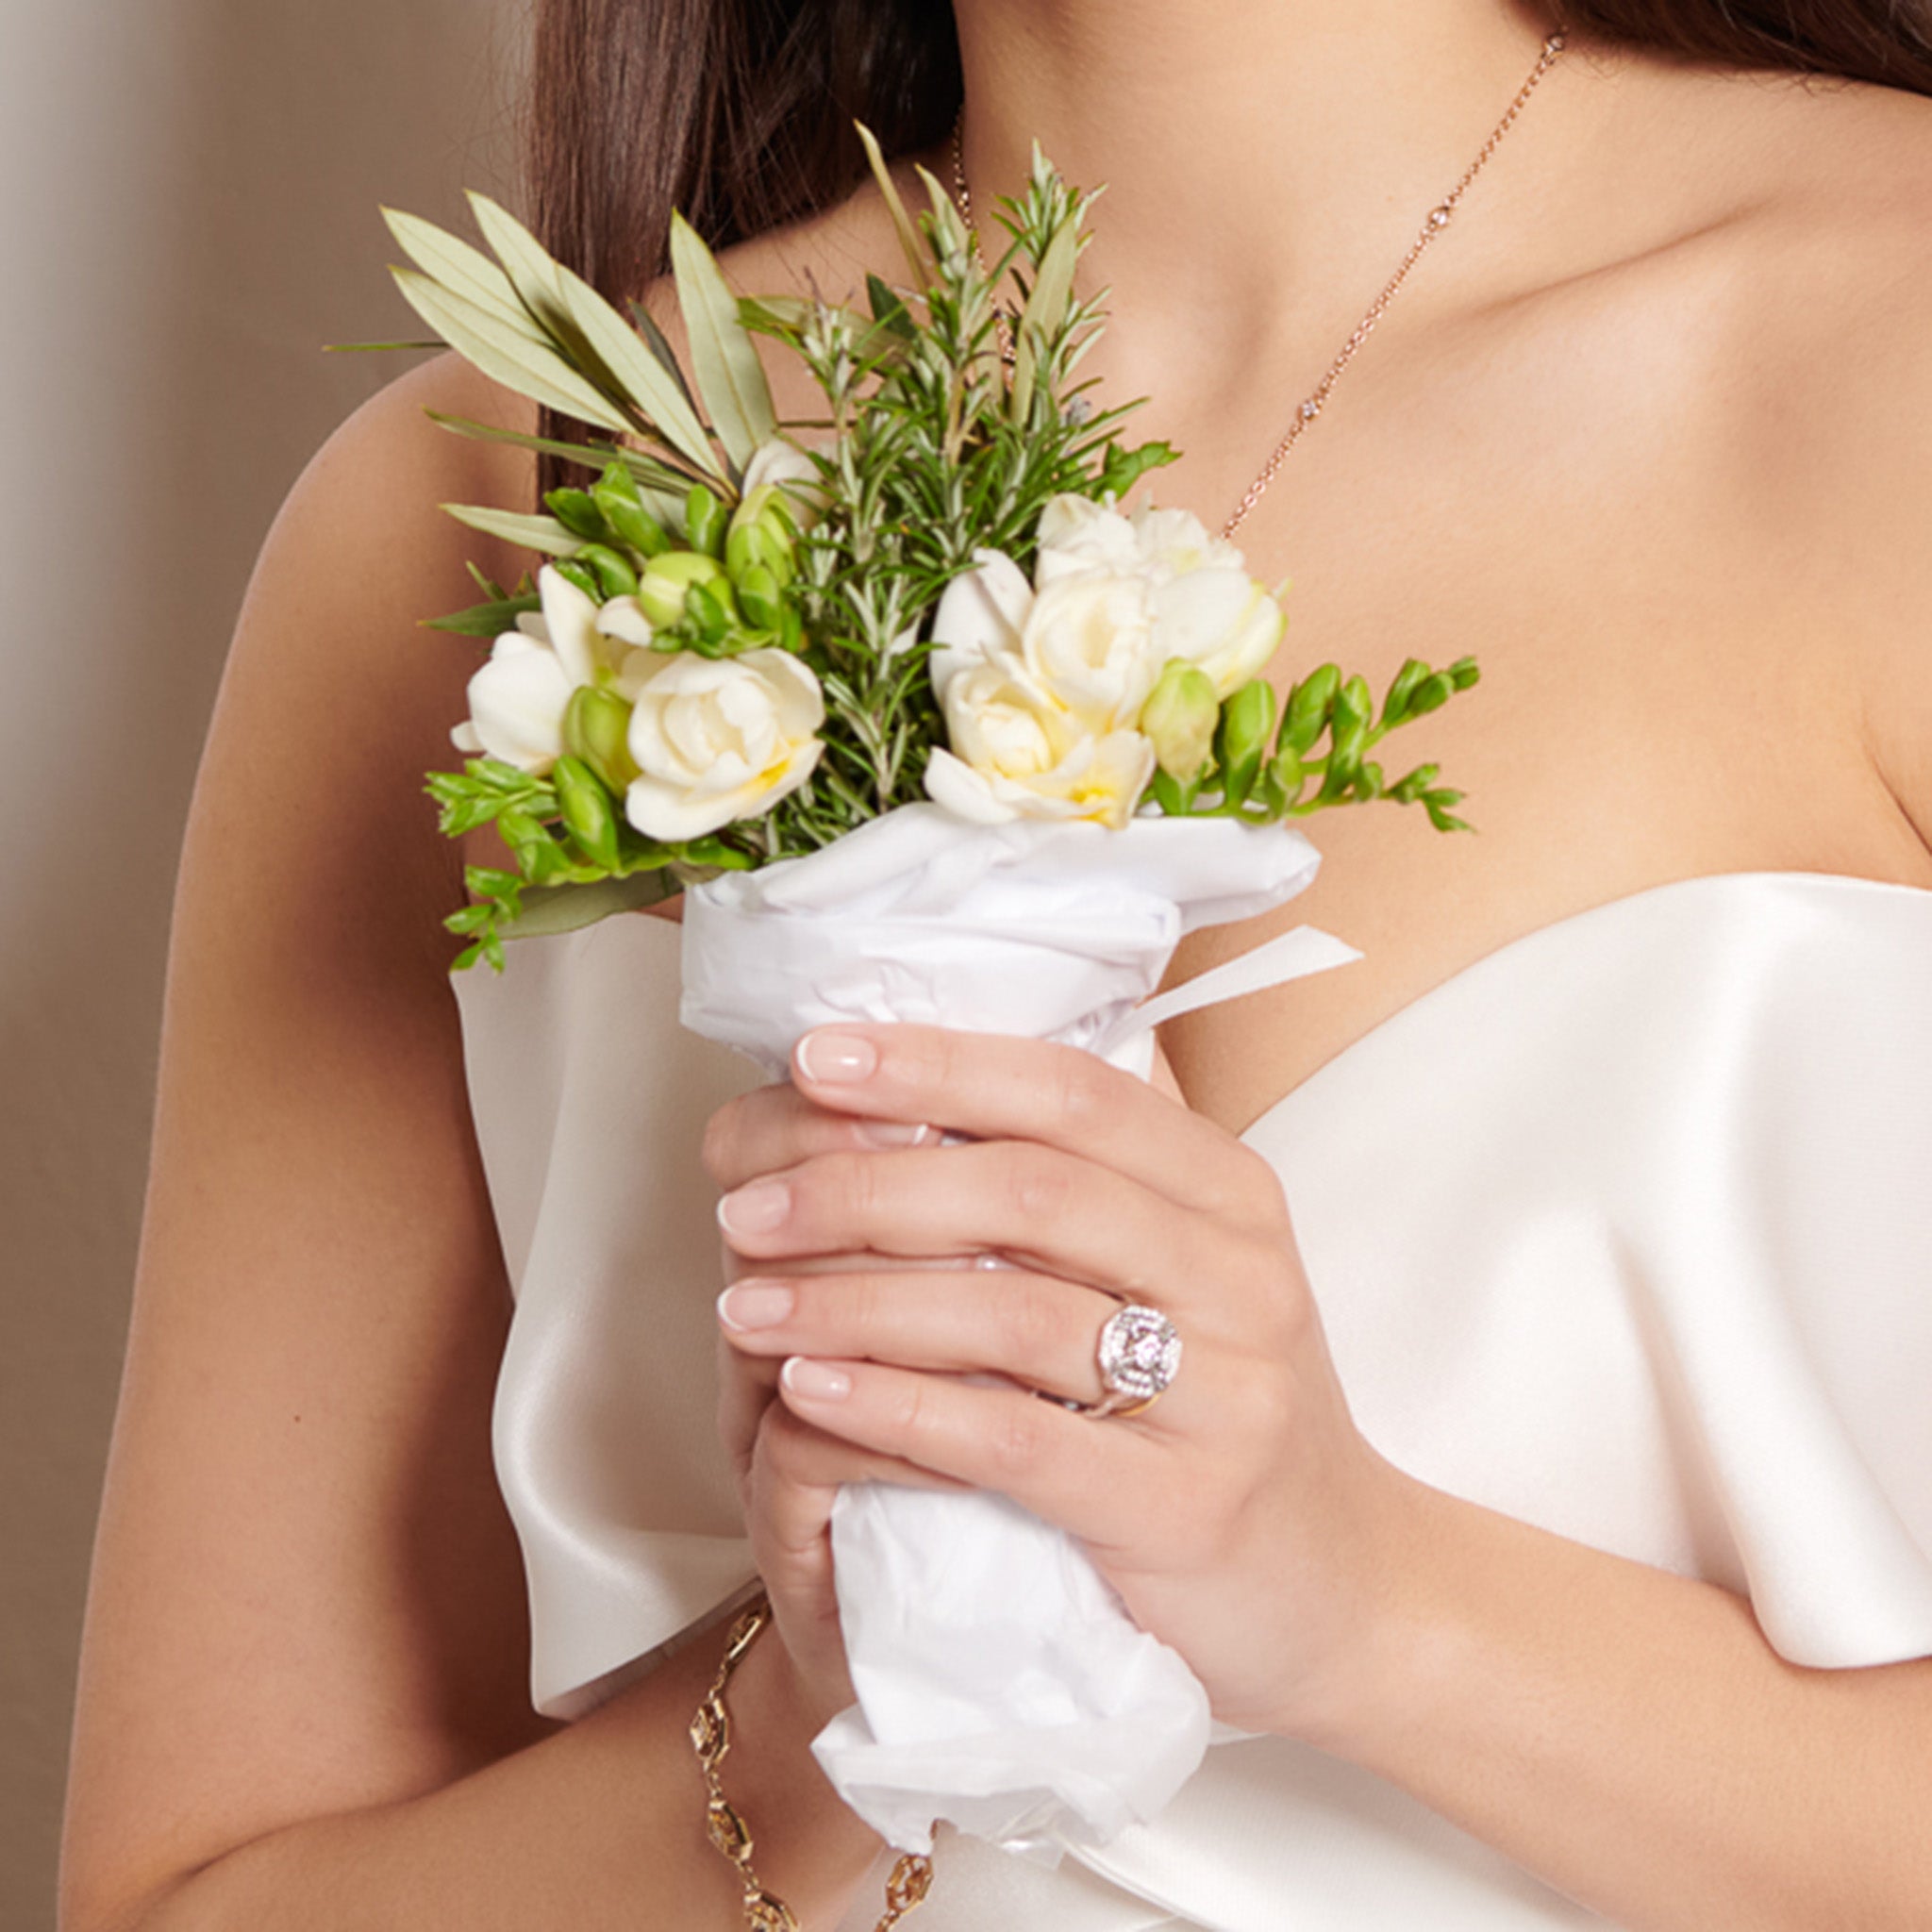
top-left (398, 136), bottom-right (1480, 970)
top-left (736, 140), bottom-right (1178, 852)
top-left (1147, 656), bottom-right (1482, 832)
top-left (425, 758), bottom-right (750, 968)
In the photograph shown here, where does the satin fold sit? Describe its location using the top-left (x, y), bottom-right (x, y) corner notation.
top-left (454, 871), bottom-right (1932, 1925)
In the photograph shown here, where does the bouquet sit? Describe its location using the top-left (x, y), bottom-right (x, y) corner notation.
top-left (376, 134), bottom-right (1478, 1859)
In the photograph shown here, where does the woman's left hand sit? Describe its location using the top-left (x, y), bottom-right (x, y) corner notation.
top-left (706, 1022), bottom-right (1424, 1743)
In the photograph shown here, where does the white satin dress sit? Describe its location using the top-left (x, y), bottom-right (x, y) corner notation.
top-left (452, 870), bottom-right (1932, 1930)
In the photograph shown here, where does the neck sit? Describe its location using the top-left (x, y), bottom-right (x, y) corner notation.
top-left (950, 0), bottom-right (1577, 397)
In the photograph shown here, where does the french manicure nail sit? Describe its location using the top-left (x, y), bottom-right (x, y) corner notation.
top-left (717, 1283), bottom-right (795, 1331)
top-left (782, 1357), bottom-right (852, 1403)
top-left (717, 1181), bottom-right (790, 1239)
top-left (855, 1118), bottom-right (937, 1148)
top-left (795, 1029), bottom-right (878, 1085)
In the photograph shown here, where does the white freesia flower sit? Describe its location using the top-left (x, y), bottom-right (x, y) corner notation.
top-left (451, 566), bottom-right (658, 774)
top-left (925, 657), bottom-right (1155, 830)
top-left (1027, 493), bottom-right (1286, 700)
top-left (451, 632), bottom-right (577, 773)
top-left (928, 546), bottom-right (1032, 701)
top-left (1033, 493), bottom-right (1143, 583)
top-left (625, 648), bottom-right (825, 841)
top-left (1150, 565), bottom-right (1285, 698)
top-left (930, 548), bottom-right (1160, 733)
top-left (1015, 570), bottom-right (1162, 734)
top-left (1125, 503), bottom-right (1244, 579)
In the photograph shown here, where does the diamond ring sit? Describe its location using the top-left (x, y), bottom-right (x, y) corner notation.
top-left (1068, 1303), bottom-right (1182, 1420)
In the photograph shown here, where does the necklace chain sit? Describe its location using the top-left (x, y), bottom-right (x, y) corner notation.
top-left (950, 29), bottom-right (1568, 539)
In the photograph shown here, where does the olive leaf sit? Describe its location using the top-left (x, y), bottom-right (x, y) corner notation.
top-left (422, 412), bottom-right (689, 526)
top-left (466, 193), bottom-right (725, 484)
top-left (496, 872), bottom-right (677, 940)
top-left (441, 503), bottom-right (585, 557)
top-left (856, 122), bottom-right (931, 291)
top-left (382, 207), bottom-right (534, 335)
top-left (391, 269), bottom-right (632, 434)
top-left (464, 192), bottom-right (569, 332)
top-left (670, 212), bottom-right (777, 474)
top-left (552, 257), bottom-right (724, 482)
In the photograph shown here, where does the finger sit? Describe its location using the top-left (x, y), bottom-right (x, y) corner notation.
top-left (717, 1140), bottom-right (1270, 1318)
top-left (789, 1024), bottom-right (1282, 1229)
top-left (717, 1327), bottom-right (782, 1483)
top-left (773, 1355), bottom-right (1165, 1550)
top-left (744, 1406), bottom-right (970, 1717)
top-left (705, 1079), bottom-right (940, 1192)
top-left (750, 1405), bottom-right (972, 1561)
top-left (718, 1267), bottom-right (1124, 1407)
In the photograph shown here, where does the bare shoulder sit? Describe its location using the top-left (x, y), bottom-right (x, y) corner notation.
top-left (1718, 74), bottom-right (1932, 841)
top-left (1616, 63), bottom-right (1932, 846)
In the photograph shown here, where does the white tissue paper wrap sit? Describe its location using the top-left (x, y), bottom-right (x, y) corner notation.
top-left (679, 803), bottom-right (1358, 1859)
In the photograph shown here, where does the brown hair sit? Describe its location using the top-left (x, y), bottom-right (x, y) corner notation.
top-left (525, 0), bottom-right (1932, 490)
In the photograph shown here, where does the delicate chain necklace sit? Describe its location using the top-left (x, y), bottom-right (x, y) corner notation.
top-left (950, 29), bottom-right (1568, 538)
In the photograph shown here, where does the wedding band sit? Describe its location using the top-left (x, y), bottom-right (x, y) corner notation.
top-left (1067, 1303), bottom-right (1182, 1420)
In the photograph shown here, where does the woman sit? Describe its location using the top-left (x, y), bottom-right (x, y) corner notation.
top-left (58, 0), bottom-right (1932, 1926)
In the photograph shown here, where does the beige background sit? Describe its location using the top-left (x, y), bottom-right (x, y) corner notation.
top-left (0, 2), bottom-right (524, 1921)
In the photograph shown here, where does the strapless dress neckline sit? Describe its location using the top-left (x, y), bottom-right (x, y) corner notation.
top-left (1240, 866), bottom-right (1932, 1142)
top-left (451, 866), bottom-right (1932, 1931)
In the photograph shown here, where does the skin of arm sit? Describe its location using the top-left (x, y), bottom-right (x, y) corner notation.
top-left (58, 353), bottom-right (884, 1932)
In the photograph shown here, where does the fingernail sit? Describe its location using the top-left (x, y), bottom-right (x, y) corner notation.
top-left (782, 1357), bottom-right (852, 1403)
top-left (855, 1118), bottom-right (937, 1149)
top-left (717, 1283), bottom-right (795, 1331)
top-left (795, 1029), bottom-right (878, 1086)
top-left (717, 1181), bottom-right (790, 1239)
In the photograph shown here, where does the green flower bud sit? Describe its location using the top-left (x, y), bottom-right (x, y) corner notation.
top-left (1269, 742), bottom-right (1305, 805)
top-left (575, 543), bottom-right (640, 600)
top-left (1405, 672), bottom-right (1457, 718)
top-left (1448, 656), bottom-right (1481, 691)
top-left (726, 513), bottom-right (791, 588)
top-left (684, 579), bottom-right (737, 645)
top-left (635, 550), bottom-right (727, 628)
top-left (552, 558), bottom-right (602, 604)
top-left (553, 757), bottom-right (622, 872)
top-left (1380, 658), bottom-right (1431, 724)
top-left (733, 563), bottom-right (784, 634)
top-left (1284, 663), bottom-right (1340, 754)
top-left (562, 685), bottom-right (641, 792)
top-left (1389, 761), bottom-right (1440, 804)
top-left (1215, 677), bottom-right (1278, 807)
top-left (1139, 660), bottom-right (1219, 782)
top-left (543, 487), bottom-right (609, 542)
top-left (686, 484), bottom-right (728, 558)
top-left (591, 464), bottom-right (672, 558)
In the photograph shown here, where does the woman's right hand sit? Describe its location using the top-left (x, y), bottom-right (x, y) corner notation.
top-left (703, 1078), bottom-right (959, 1730)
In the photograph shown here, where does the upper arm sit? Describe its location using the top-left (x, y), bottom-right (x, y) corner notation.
top-left (60, 357), bottom-right (560, 1932)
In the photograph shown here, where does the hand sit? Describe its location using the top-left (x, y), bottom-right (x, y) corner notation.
top-left (705, 1023), bottom-right (1424, 1742)
top-left (702, 1085), bottom-right (970, 1731)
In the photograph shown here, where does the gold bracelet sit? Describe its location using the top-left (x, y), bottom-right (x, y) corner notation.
top-left (691, 1594), bottom-right (935, 1930)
